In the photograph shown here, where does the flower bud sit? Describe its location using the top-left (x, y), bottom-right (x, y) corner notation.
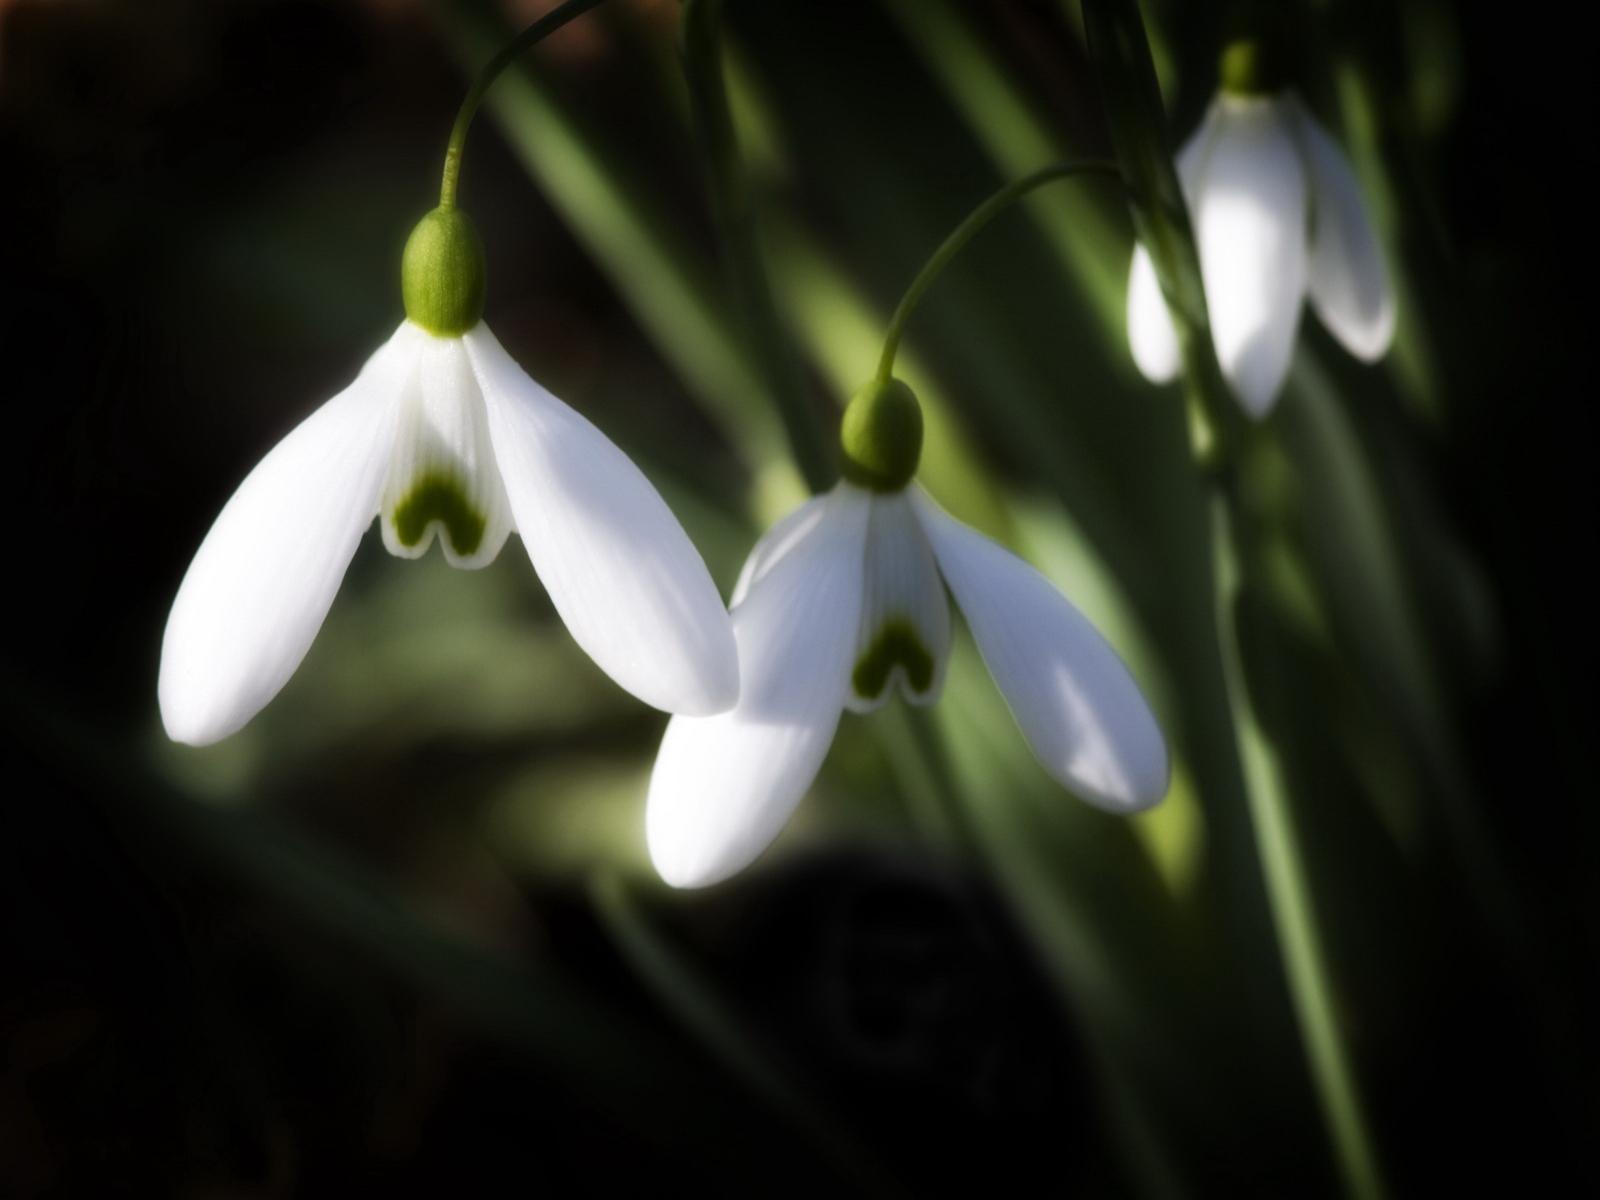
top-left (839, 376), bottom-right (923, 492)
top-left (402, 206), bottom-right (487, 336)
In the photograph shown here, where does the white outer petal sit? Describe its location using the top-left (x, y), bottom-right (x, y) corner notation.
top-left (730, 492), bottom-right (831, 609)
top-left (1192, 95), bottom-right (1309, 417)
top-left (647, 486), bottom-right (870, 888)
top-left (845, 488), bottom-right (951, 713)
top-left (464, 324), bottom-right (737, 716)
top-left (911, 490), bottom-right (1169, 811)
top-left (159, 323), bottom-right (418, 745)
top-left (1125, 103), bottom-right (1222, 384)
top-left (1127, 243), bottom-right (1181, 383)
top-left (1287, 96), bottom-right (1396, 362)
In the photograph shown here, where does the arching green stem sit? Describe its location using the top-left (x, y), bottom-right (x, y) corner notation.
top-left (875, 161), bottom-right (1120, 384)
top-left (438, 0), bottom-right (609, 209)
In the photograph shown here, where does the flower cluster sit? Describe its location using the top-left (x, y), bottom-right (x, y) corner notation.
top-left (161, 14), bottom-right (1392, 893)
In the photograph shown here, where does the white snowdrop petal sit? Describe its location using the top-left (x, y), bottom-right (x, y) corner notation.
top-left (730, 492), bottom-right (831, 609)
top-left (379, 326), bottom-right (512, 569)
top-left (846, 489), bottom-right (951, 713)
top-left (912, 490), bottom-right (1169, 811)
top-left (647, 487), bottom-right (870, 888)
top-left (1192, 96), bottom-right (1309, 417)
top-left (159, 323), bottom-right (418, 746)
top-left (1127, 243), bottom-right (1181, 384)
top-left (1124, 101), bottom-right (1222, 385)
top-left (465, 324), bottom-right (738, 716)
top-left (1288, 97), bottom-right (1396, 362)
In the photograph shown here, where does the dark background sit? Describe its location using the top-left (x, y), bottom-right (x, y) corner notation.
top-left (3, 0), bottom-right (1593, 1194)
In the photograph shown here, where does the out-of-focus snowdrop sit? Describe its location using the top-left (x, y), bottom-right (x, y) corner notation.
top-left (159, 207), bottom-right (737, 746)
top-left (647, 377), bottom-right (1169, 888)
top-left (1127, 41), bottom-right (1396, 416)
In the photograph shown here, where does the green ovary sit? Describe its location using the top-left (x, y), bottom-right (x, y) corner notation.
top-left (852, 619), bottom-right (934, 701)
top-left (391, 472), bottom-right (486, 557)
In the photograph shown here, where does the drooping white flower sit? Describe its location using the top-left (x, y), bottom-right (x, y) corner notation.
top-left (1127, 59), bottom-right (1396, 417)
top-left (647, 379), bottom-right (1169, 888)
top-left (159, 208), bottom-right (738, 746)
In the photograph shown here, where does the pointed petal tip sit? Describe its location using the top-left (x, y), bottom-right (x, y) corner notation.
top-left (1060, 733), bottom-right (1172, 815)
top-left (156, 689), bottom-right (229, 749)
top-left (646, 808), bottom-right (752, 890)
top-left (643, 709), bottom-right (802, 892)
top-left (1337, 301), bottom-right (1396, 364)
top-left (1234, 369), bottom-right (1285, 419)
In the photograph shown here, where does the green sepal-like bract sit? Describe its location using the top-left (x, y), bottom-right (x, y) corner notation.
top-left (1219, 38), bottom-right (1286, 97)
top-left (402, 206), bottom-right (487, 337)
top-left (839, 377), bottom-right (923, 492)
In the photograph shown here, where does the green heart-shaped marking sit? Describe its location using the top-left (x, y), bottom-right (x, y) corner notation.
top-left (391, 471), bottom-right (486, 557)
top-left (852, 618), bottom-right (934, 702)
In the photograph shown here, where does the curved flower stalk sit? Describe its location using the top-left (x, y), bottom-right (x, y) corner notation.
top-left (1126, 44), bottom-right (1396, 417)
top-left (647, 377), bottom-right (1170, 888)
top-left (160, 0), bottom-right (737, 746)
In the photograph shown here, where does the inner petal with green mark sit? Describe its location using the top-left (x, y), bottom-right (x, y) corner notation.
top-left (844, 489), bottom-right (951, 714)
top-left (379, 331), bottom-right (513, 570)
top-left (852, 617), bottom-right (935, 702)
top-left (390, 470), bottom-right (487, 558)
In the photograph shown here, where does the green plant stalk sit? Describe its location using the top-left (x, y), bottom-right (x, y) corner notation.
top-left (438, 0), bottom-right (608, 208)
top-left (680, 0), bottom-right (833, 493)
top-left (1082, 1), bottom-right (1385, 1195)
top-left (1210, 495), bottom-right (1385, 1200)
top-left (875, 161), bottom-right (1119, 383)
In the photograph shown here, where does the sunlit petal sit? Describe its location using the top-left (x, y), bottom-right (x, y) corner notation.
top-left (846, 488), bottom-right (950, 713)
top-left (1125, 102), bottom-right (1222, 384)
top-left (159, 322), bottom-right (419, 745)
top-left (647, 486), bottom-right (871, 888)
top-left (1127, 243), bottom-right (1181, 383)
top-left (1192, 96), bottom-right (1309, 416)
top-left (379, 326), bottom-right (512, 569)
top-left (465, 324), bottom-right (738, 716)
top-left (912, 490), bottom-right (1169, 811)
top-left (1288, 97), bottom-right (1396, 362)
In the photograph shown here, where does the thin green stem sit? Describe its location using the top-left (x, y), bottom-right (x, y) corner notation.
top-left (875, 161), bottom-right (1120, 383)
top-left (681, 0), bottom-right (834, 493)
top-left (438, 0), bottom-right (608, 209)
top-left (1210, 498), bottom-right (1385, 1200)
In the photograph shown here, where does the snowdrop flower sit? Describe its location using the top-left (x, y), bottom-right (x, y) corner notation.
top-left (647, 377), bottom-right (1169, 887)
top-left (1127, 41), bottom-right (1396, 416)
top-left (160, 207), bottom-right (738, 745)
